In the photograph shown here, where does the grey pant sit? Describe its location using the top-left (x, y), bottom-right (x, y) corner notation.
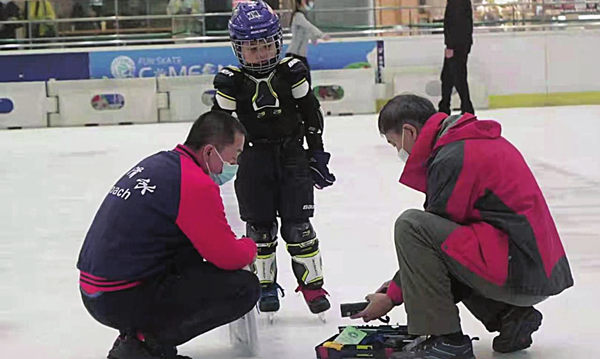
top-left (394, 209), bottom-right (547, 335)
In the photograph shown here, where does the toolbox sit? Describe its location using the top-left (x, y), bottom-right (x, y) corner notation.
top-left (315, 325), bottom-right (418, 359)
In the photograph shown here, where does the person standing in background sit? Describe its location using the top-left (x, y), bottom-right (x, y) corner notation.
top-left (286, 0), bottom-right (329, 84)
top-left (439, 0), bottom-right (474, 115)
top-left (25, 0), bottom-right (56, 38)
top-left (90, 0), bottom-right (103, 17)
top-left (0, 1), bottom-right (22, 40)
top-left (167, 0), bottom-right (204, 37)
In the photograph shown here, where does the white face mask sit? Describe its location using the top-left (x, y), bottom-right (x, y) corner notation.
top-left (397, 130), bottom-right (410, 163)
top-left (302, 0), bottom-right (314, 11)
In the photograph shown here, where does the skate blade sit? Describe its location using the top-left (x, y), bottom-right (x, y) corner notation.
top-left (318, 312), bottom-right (327, 323)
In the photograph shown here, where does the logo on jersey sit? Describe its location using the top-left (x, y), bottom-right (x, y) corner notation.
top-left (109, 186), bottom-right (131, 200)
top-left (126, 166), bottom-right (144, 178)
top-left (134, 178), bottom-right (156, 195)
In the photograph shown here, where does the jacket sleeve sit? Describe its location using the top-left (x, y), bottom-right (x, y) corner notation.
top-left (294, 12), bottom-right (324, 41)
top-left (176, 176), bottom-right (256, 270)
top-left (282, 58), bottom-right (325, 152)
top-left (386, 271), bottom-right (404, 305)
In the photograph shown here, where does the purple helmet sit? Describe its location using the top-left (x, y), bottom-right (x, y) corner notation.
top-left (229, 1), bottom-right (283, 74)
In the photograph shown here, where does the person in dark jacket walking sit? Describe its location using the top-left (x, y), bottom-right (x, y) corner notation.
top-left (0, 1), bottom-right (22, 40)
top-left (439, 0), bottom-right (475, 115)
top-left (77, 111), bottom-right (260, 359)
top-left (352, 95), bottom-right (573, 359)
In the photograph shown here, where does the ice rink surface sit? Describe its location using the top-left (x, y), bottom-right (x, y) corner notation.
top-left (1, 105), bottom-right (599, 358)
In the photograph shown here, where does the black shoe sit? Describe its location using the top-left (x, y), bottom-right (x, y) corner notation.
top-left (107, 335), bottom-right (191, 359)
top-left (107, 335), bottom-right (154, 359)
top-left (391, 335), bottom-right (476, 359)
top-left (493, 306), bottom-right (542, 353)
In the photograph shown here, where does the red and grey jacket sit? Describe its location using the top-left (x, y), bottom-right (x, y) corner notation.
top-left (77, 145), bottom-right (257, 294)
top-left (387, 113), bottom-right (573, 303)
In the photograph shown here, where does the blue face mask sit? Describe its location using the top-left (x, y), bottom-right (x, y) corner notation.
top-left (208, 149), bottom-right (239, 186)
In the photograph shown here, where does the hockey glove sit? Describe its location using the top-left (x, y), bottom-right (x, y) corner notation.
top-left (309, 151), bottom-right (336, 189)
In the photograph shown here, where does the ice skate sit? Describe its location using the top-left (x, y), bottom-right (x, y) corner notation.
top-left (259, 283), bottom-right (284, 323)
top-left (295, 285), bottom-right (330, 320)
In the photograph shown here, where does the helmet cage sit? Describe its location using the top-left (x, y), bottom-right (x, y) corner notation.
top-left (231, 29), bottom-right (283, 74)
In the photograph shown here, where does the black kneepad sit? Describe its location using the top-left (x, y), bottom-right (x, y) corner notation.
top-left (281, 222), bottom-right (318, 255)
top-left (246, 222), bottom-right (278, 255)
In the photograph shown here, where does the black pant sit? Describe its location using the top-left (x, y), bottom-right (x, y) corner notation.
top-left (439, 45), bottom-right (474, 115)
top-left (81, 250), bottom-right (260, 347)
top-left (235, 138), bottom-right (314, 223)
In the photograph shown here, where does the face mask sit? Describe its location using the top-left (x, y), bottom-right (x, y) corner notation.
top-left (207, 148), bottom-right (239, 186)
top-left (302, 1), bottom-right (314, 11)
top-left (397, 130), bottom-right (410, 163)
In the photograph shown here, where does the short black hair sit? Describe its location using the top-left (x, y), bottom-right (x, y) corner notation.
top-left (184, 110), bottom-right (247, 151)
top-left (378, 94), bottom-right (436, 135)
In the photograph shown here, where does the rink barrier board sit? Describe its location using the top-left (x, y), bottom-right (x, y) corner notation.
top-left (47, 78), bottom-right (162, 127)
top-left (0, 82), bottom-right (54, 129)
top-left (157, 75), bottom-right (217, 123)
top-left (312, 68), bottom-right (377, 115)
top-left (0, 68), bottom-right (379, 129)
top-left (388, 66), bottom-right (489, 111)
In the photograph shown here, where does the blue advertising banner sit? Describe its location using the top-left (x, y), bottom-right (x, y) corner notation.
top-left (308, 41), bottom-right (378, 70)
top-left (0, 53), bottom-right (89, 82)
top-left (89, 40), bottom-right (378, 79)
top-left (89, 46), bottom-right (237, 79)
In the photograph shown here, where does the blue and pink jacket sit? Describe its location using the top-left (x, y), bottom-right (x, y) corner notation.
top-left (387, 113), bottom-right (573, 304)
top-left (77, 145), bottom-right (257, 294)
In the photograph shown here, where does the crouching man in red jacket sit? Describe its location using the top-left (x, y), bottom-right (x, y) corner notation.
top-left (77, 111), bottom-right (259, 359)
top-left (352, 95), bottom-right (573, 359)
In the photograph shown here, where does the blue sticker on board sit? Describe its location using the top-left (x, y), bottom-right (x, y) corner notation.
top-left (0, 98), bottom-right (15, 113)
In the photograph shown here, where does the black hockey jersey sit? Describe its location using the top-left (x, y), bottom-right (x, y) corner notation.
top-left (212, 57), bottom-right (324, 151)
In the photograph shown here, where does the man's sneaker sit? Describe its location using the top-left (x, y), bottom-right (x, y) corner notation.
top-left (493, 306), bottom-right (542, 353)
top-left (145, 339), bottom-right (191, 359)
top-left (295, 286), bottom-right (330, 314)
top-left (107, 335), bottom-right (154, 359)
top-left (259, 283), bottom-right (285, 312)
top-left (107, 334), bottom-right (191, 359)
top-left (391, 335), bottom-right (476, 359)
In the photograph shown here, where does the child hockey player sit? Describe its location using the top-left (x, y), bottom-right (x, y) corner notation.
top-left (212, 1), bottom-right (336, 317)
